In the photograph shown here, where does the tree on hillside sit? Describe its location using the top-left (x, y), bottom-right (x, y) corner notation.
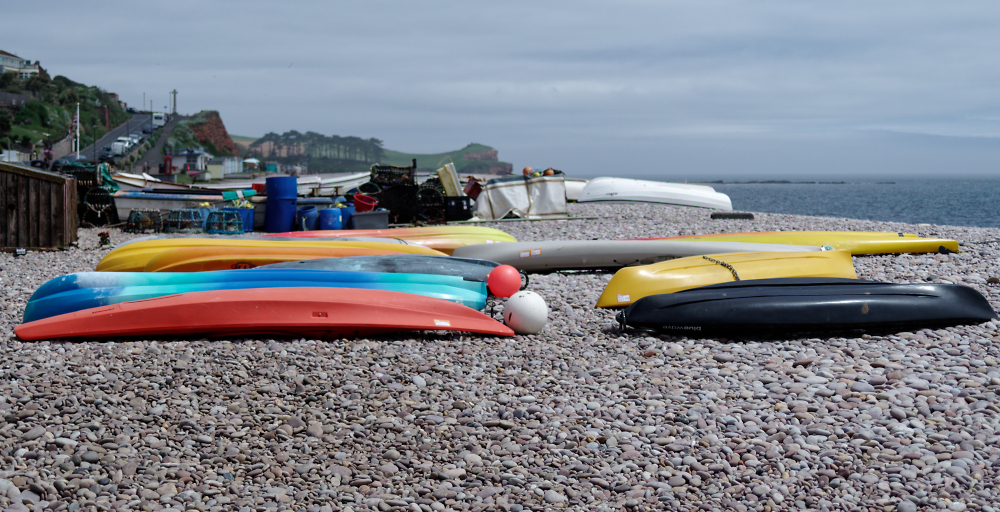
top-left (0, 72), bottom-right (18, 92)
top-left (0, 110), bottom-right (12, 141)
top-left (58, 89), bottom-right (80, 107)
top-left (24, 74), bottom-right (49, 96)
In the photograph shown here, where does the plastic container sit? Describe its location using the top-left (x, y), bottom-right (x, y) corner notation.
top-left (296, 206), bottom-right (319, 231)
top-left (350, 210), bottom-right (389, 229)
top-left (223, 207), bottom-right (255, 232)
top-left (340, 204), bottom-right (356, 229)
top-left (354, 194), bottom-right (378, 212)
top-left (266, 176), bottom-right (297, 199)
top-left (319, 208), bottom-right (342, 230)
top-left (265, 176), bottom-right (297, 233)
top-left (446, 196), bottom-right (475, 221)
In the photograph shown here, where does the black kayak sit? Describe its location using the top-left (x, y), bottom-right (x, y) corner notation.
top-left (259, 255), bottom-right (500, 282)
top-left (616, 277), bottom-right (997, 335)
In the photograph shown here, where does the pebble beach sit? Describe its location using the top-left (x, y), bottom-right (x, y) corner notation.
top-left (1, 202), bottom-right (999, 512)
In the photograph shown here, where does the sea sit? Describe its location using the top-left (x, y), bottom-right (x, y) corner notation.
top-left (594, 174), bottom-right (1000, 229)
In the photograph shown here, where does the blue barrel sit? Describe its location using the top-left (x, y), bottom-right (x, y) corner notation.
top-left (265, 176), bottom-right (298, 233)
top-left (340, 204), bottom-right (356, 230)
top-left (319, 208), bottom-right (342, 230)
top-left (296, 206), bottom-right (319, 231)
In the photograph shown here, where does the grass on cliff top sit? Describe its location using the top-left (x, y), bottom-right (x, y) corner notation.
top-left (165, 110), bottom-right (234, 157)
top-left (381, 143), bottom-right (511, 174)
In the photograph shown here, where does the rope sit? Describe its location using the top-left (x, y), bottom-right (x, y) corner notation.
top-left (702, 255), bottom-right (740, 281)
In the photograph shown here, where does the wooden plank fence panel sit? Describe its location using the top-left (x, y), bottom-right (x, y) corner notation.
top-left (17, 173), bottom-right (28, 247)
top-left (39, 180), bottom-right (51, 248)
top-left (28, 177), bottom-right (39, 248)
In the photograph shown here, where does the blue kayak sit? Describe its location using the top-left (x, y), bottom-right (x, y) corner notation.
top-left (260, 255), bottom-right (499, 282)
top-left (24, 269), bottom-right (487, 323)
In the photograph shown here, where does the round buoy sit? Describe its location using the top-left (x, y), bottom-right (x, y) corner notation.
top-left (503, 291), bottom-right (548, 334)
top-left (543, 169), bottom-right (555, 176)
top-left (522, 166), bottom-right (534, 175)
top-left (487, 265), bottom-right (521, 298)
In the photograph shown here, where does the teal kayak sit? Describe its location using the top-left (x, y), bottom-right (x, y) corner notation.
top-left (24, 269), bottom-right (487, 323)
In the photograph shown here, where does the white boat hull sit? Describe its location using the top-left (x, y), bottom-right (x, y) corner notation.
top-left (578, 177), bottom-right (732, 210)
top-left (452, 240), bottom-right (821, 272)
top-left (564, 178), bottom-right (588, 202)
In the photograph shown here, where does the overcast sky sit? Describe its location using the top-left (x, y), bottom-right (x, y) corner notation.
top-left (8, 1), bottom-right (1000, 178)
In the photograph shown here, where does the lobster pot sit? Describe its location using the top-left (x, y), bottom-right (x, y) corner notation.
top-left (205, 210), bottom-right (245, 235)
top-left (0, 161), bottom-right (78, 250)
top-left (79, 187), bottom-right (120, 227)
top-left (370, 159), bottom-right (417, 188)
top-left (376, 185), bottom-right (419, 224)
top-left (124, 209), bottom-right (163, 234)
top-left (165, 209), bottom-right (206, 233)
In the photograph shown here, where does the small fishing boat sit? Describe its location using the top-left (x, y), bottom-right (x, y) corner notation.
top-left (578, 177), bottom-right (733, 210)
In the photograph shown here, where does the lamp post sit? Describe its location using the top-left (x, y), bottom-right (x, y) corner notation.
top-left (93, 119), bottom-right (97, 161)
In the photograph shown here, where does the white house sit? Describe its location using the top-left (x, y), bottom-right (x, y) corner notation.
top-left (0, 50), bottom-right (41, 80)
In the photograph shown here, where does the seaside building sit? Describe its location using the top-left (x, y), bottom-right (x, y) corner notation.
top-left (169, 148), bottom-right (212, 172)
top-left (206, 156), bottom-right (244, 180)
top-left (0, 50), bottom-right (43, 80)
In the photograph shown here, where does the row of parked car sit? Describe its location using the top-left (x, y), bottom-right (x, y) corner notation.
top-left (97, 122), bottom-right (160, 162)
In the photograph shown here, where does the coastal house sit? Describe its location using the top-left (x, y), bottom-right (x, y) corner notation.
top-left (205, 156), bottom-right (243, 180)
top-left (169, 148), bottom-right (212, 172)
top-left (0, 50), bottom-right (42, 80)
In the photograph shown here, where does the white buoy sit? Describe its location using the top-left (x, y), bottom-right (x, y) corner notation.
top-left (503, 290), bottom-right (548, 334)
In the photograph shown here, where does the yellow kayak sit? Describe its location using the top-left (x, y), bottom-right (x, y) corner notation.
top-left (97, 238), bottom-right (446, 272)
top-left (597, 250), bottom-right (857, 308)
top-left (637, 231), bottom-right (958, 255)
top-left (262, 226), bottom-right (517, 255)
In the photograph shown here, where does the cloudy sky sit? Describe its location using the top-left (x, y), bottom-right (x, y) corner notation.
top-left (8, 1), bottom-right (1000, 178)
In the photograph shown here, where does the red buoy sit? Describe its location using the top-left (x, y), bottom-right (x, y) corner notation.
top-left (487, 265), bottom-right (521, 298)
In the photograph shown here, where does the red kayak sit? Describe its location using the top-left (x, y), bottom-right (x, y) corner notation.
top-left (16, 287), bottom-right (513, 341)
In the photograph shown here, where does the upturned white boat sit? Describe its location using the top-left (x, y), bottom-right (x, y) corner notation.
top-left (578, 177), bottom-right (732, 210)
top-left (564, 178), bottom-right (588, 202)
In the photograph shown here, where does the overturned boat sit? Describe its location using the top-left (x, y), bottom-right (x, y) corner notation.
top-left (578, 177), bottom-right (732, 210)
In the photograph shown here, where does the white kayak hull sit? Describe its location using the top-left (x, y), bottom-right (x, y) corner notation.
top-left (578, 177), bottom-right (732, 210)
top-left (452, 240), bottom-right (823, 272)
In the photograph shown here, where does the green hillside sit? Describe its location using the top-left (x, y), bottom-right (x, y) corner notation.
top-left (239, 130), bottom-right (512, 175)
top-left (0, 72), bottom-right (131, 151)
top-left (381, 143), bottom-right (513, 175)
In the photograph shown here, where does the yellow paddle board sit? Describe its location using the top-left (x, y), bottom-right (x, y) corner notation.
top-left (597, 250), bottom-right (857, 308)
top-left (639, 231), bottom-right (958, 255)
top-left (97, 239), bottom-right (446, 272)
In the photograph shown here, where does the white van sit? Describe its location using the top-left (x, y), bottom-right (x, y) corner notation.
top-left (152, 113), bottom-right (166, 128)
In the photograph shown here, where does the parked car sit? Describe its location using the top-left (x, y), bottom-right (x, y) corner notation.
top-left (142, 124), bottom-right (153, 134)
top-left (98, 145), bottom-right (115, 161)
top-left (112, 141), bottom-right (129, 156)
top-left (129, 133), bottom-right (143, 144)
